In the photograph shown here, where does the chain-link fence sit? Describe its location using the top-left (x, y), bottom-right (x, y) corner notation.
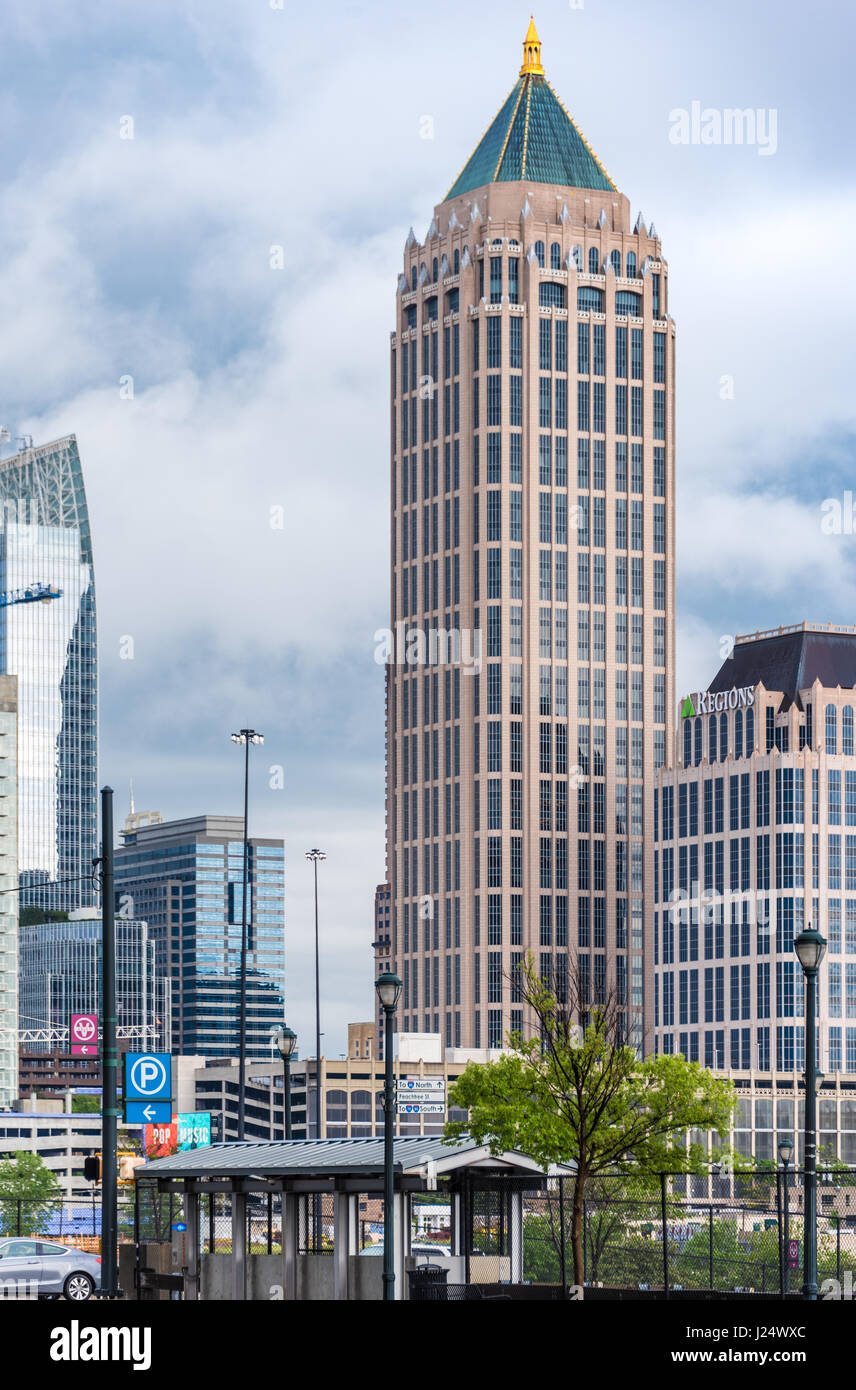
top-left (0, 1195), bottom-right (138, 1253)
top-left (518, 1170), bottom-right (856, 1295)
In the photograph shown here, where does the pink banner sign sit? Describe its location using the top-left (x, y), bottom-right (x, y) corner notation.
top-left (70, 1013), bottom-right (99, 1057)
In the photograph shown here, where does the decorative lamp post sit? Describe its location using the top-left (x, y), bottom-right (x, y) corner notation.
top-left (793, 926), bottom-right (827, 1301)
top-left (375, 970), bottom-right (403, 1302)
top-left (274, 1025), bottom-right (298, 1140)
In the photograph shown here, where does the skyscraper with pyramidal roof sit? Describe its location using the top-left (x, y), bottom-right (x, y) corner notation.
top-left (386, 21), bottom-right (675, 1051)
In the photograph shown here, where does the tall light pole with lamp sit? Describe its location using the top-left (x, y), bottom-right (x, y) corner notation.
top-left (230, 728), bottom-right (264, 1141)
top-left (375, 970), bottom-right (402, 1302)
top-left (274, 1024), bottom-right (297, 1139)
top-left (794, 925), bottom-right (827, 1301)
top-left (305, 849), bottom-right (326, 1139)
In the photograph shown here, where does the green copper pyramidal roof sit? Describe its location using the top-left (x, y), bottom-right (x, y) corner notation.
top-left (446, 71), bottom-right (617, 201)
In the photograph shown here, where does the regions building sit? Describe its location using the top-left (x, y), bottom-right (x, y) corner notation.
top-left (0, 675), bottom-right (18, 1107)
top-left (0, 434), bottom-right (98, 912)
top-left (114, 815), bottom-right (285, 1059)
top-left (386, 22), bottom-right (675, 1052)
top-left (654, 622), bottom-right (856, 1164)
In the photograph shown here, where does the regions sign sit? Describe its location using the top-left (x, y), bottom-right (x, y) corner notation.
top-left (681, 686), bottom-right (755, 718)
top-left (70, 1013), bottom-right (98, 1057)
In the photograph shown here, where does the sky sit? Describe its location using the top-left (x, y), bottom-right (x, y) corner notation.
top-left (1, 0), bottom-right (855, 1057)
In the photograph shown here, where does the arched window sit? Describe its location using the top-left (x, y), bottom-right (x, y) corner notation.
top-left (572, 245), bottom-right (583, 270)
top-left (709, 715), bottom-right (717, 763)
top-left (735, 708), bottom-right (744, 760)
top-left (539, 282), bottom-right (566, 309)
top-left (350, 1090), bottom-right (373, 1138)
top-left (588, 246), bottom-right (599, 274)
top-left (325, 1089), bottom-right (348, 1139)
top-left (720, 712), bottom-right (728, 759)
top-left (550, 242), bottom-right (562, 269)
top-left (453, 248), bottom-right (460, 274)
top-left (626, 250), bottom-right (637, 279)
top-left (432, 256), bottom-right (438, 283)
top-left (826, 703), bottom-right (838, 754)
top-left (535, 240), bottom-right (545, 268)
top-left (694, 718), bottom-right (702, 766)
top-left (577, 286), bottom-right (604, 312)
top-left (616, 290), bottom-right (643, 316)
top-left (683, 719), bottom-right (692, 767)
top-left (610, 249), bottom-right (621, 275)
top-left (411, 266), bottom-right (417, 291)
top-left (745, 707), bottom-right (754, 754)
top-left (844, 706), bottom-right (854, 756)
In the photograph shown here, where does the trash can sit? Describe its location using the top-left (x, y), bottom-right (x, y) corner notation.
top-left (407, 1265), bottom-right (449, 1301)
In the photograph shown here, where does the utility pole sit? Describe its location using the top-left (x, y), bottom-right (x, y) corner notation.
top-left (100, 786), bottom-right (119, 1296)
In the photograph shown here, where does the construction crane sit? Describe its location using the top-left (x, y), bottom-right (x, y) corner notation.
top-left (0, 582), bottom-right (62, 608)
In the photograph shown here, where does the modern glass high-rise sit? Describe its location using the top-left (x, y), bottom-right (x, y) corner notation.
top-left (0, 675), bottom-right (19, 1106)
top-left (115, 815), bottom-right (285, 1058)
top-left (18, 914), bottom-right (171, 1052)
top-left (386, 23), bottom-right (675, 1050)
top-left (0, 434), bottom-right (97, 912)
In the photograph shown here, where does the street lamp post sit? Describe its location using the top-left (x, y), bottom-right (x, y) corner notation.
top-left (231, 729), bottom-right (264, 1141)
top-left (274, 1025), bottom-right (297, 1139)
top-left (794, 926), bottom-right (827, 1302)
top-left (375, 971), bottom-right (402, 1303)
top-left (305, 850), bottom-right (326, 1140)
top-left (778, 1135), bottom-right (794, 1297)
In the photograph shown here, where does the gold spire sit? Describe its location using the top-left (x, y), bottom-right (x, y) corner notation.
top-left (520, 16), bottom-right (544, 76)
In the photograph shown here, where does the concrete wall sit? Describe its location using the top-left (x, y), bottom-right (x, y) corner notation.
top-left (200, 1253), bottom-right (384, 1301)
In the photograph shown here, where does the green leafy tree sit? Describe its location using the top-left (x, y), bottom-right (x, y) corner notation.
top-left (445, 955), bottom-right (736, 1292)
top-left (0, 1153), bottom-right (61, 1235)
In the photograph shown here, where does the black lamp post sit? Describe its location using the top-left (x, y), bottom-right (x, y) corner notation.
top-left (375, 970), bottom-right (402, 1302)
top-left (305, 850), bottom-right (326, 1139)
top-left (778, 1134), bottom-right (794, 1296)
top-left (794, 925), bottom-right (827, 1301)
top-left (274, 1025), bottom-right (297, 1140)
top-left (231, 728), bottom-right (264, 1141)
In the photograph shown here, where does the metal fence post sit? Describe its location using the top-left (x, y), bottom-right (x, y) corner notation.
top-left (558, 1176), bottom-right (567, 1294)
top-left (776, 1170), bottom-right (785, 1296)
top-left (708, 1205), bottom-right (714, 1291)
top-left (836, 1214), bottom-right (841, 1285)
top-left (660, 1173), bottom-right (669, 1299)
top-left (16, 1198), bottom-right (21, 1236)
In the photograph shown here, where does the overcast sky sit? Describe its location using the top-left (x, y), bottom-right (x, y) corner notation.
top-left (1, 0), bottom-right (854, 1057)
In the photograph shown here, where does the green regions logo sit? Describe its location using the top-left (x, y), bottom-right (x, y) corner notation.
top-left (680, 695), bottom-right (696, 719)
top-left (681, 686), bottom-right (755, 717)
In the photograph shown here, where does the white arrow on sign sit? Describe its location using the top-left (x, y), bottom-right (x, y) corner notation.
top-left (143, 1105), bottom-right (157, 1121)
top-left (80, 1046), bottom-right (89, 1055)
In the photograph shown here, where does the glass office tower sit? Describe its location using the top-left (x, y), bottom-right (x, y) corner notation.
top-left (18, 914), bottom-right (170, 1052)
top-left (115, 815), bottom-right (286, 1058)
top-left (0, 435), bottom-right (97, 911)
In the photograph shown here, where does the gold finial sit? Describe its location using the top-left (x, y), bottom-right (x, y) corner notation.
top-left (520, 16), bottom-right (544, 76)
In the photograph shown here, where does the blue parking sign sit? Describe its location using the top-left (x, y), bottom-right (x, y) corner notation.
top-left (124, 1052), bottom-right (172, 1102)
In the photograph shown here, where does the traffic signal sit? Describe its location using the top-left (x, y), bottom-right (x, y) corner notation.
top-left (118, 1153), bottom-right (146, 1183)
top-left (83, 1155), bottom-right (101, 1182)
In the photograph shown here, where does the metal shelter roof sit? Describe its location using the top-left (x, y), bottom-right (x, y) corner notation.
top-left (139, 1136), bottom-right (564, 1182)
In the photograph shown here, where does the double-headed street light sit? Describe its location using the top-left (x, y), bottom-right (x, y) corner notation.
top-left (778, 1134), bottom-right (794, 1296)
top-left (375, 970), bottom-right (403, 1303)
top-left (794, 925), bottom-right (827, 1302)
top-left (231, 728), bottom-right (264, 1141)
top-left (274, 1024), bottom-right (298, 1140)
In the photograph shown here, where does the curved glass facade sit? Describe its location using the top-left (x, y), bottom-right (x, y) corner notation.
top-left (0, 436), bottom-right (97, 911)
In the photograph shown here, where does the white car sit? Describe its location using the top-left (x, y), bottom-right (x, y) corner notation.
top-left (360, 1242), bottom-right (451, 1258)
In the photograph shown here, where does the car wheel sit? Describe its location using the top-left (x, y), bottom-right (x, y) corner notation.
top-left (64, 1273), bottom-right (95, 1301)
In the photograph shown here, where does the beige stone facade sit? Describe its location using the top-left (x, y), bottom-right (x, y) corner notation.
top-left (385, 45), bottom-right (675, 1051)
